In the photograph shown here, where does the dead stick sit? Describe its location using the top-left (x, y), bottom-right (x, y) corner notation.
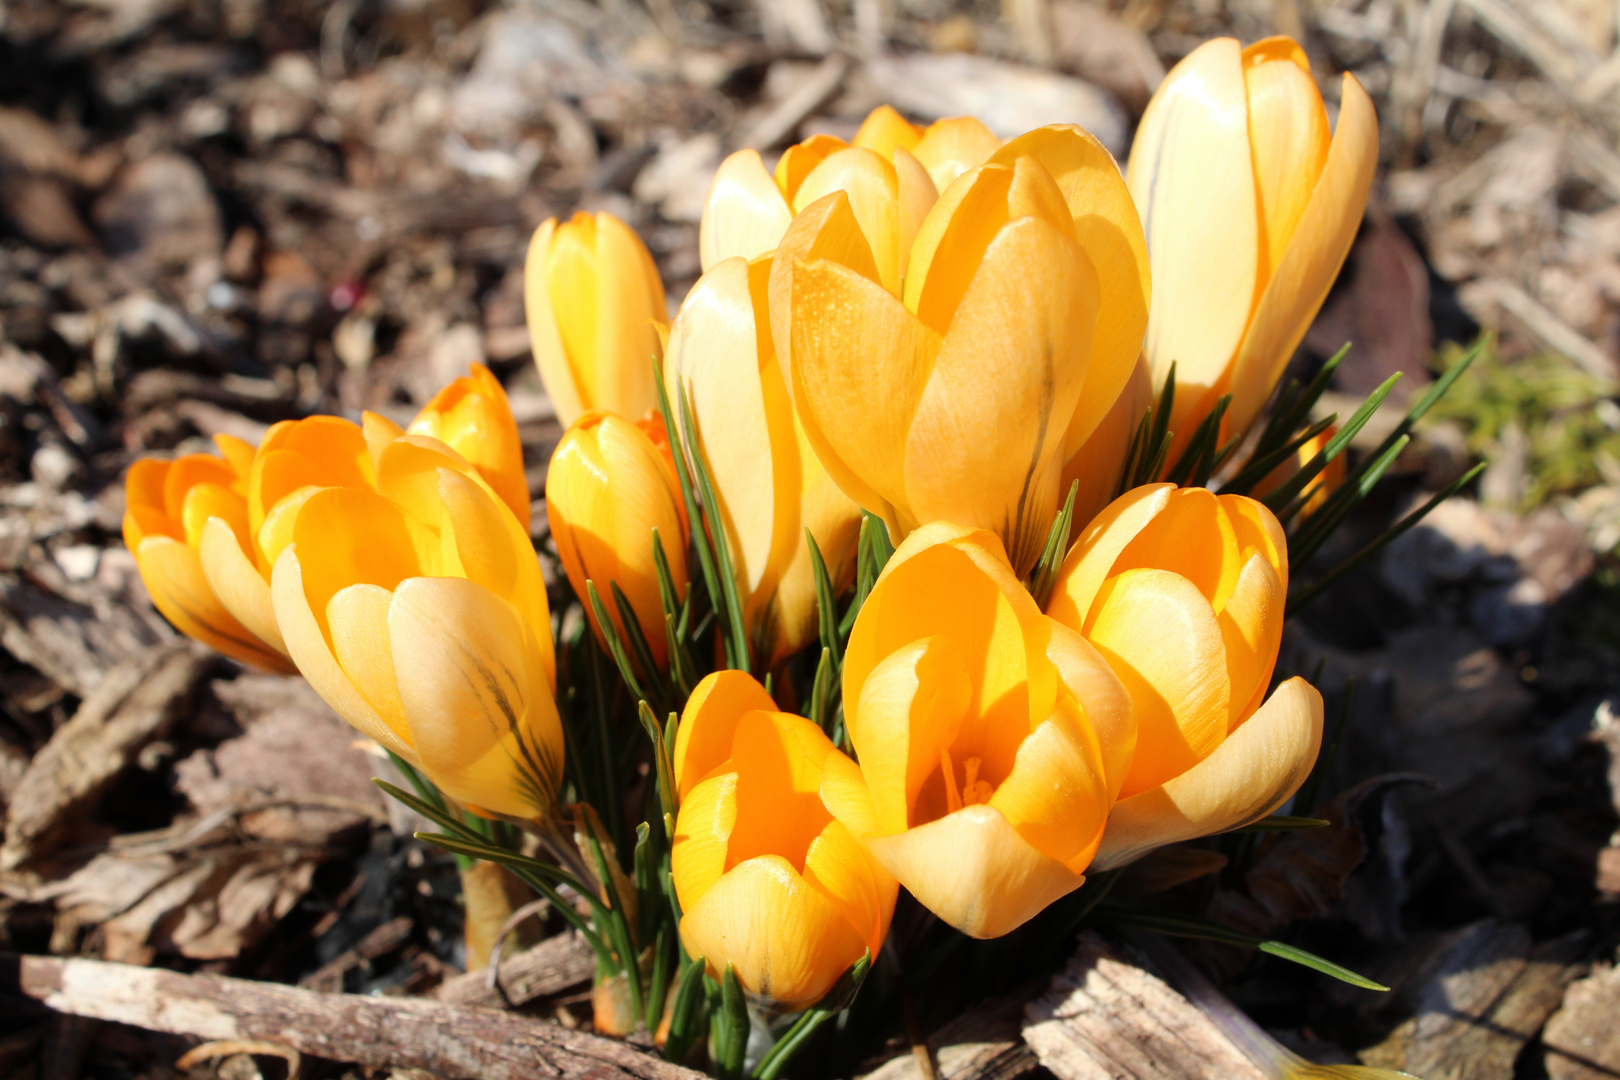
top-left (2, 952), bottom-right (701, 1080)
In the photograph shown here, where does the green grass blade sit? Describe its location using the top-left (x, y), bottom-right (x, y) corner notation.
top-left (806, 529), bottom-right (843, 671)
top-left (1263, 372), bottom-right (1402, 519)
top-left (1231, 815), bottom-right (1332, 832)
top-left (1028, 479), bottom-right (1079, 608)
top-left (1094, 909), bottom-right (1387, 990)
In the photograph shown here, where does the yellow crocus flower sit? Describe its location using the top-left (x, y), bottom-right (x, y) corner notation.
top-left (820, 523), bottom-right (1134, 939)
top-left (525, 211), bottom-right (668, 428)
top-left (672, 675), bottom-right (897, 1008)
top-left (1046, 484), bottom-right (1323, 869)
top-left (546, 410), bottom-right (690, 670)
top-left (122, 436), bottom-right (294, 672)
top-left (777, 125), bottom-right (1150, 575)
top-left (268, 433), bottom-right (561, 819)
top-left (189, 367), bottom-right (526, 666)
top-left (699, 105), bottom-right (1002, 289)
top-left (666, 254), bottom-right (862, 667)
top-left (1128, 36), bottom-right (1377, 452)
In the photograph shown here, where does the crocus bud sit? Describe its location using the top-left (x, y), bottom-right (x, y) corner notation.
top-left (546, 411), bottom-right (689, 669)
top-left (407, 362), bottom-right (531, 530)
top-left (269, 433), bottom-right (562, 819)
top-left (666, 254), bottom-right (862, 667)
top-left (1128, 36), bottom-right (1377, 451)
top-left (777, 125), bottom-right (1149, 575)
top-left (123, 436), bottom-right (294, 671)
top-left (820, 523), bottom-right (1134, 939)
top-left (672, 675), bottom-right (897, 1008)
top-left (700, 106), bottom-right (1001, 287)
top-left (1046, 484), bottom-right (1323, 869)
top-left (526, 211), bottom-right (668, 427)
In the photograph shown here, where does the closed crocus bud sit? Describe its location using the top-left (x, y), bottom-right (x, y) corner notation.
top-left (699, 105), bottom-right (1001, 288)
top-left (407, 363), bottom-right (531, 531)
top-left (124, 436), bottom-right (294, 672)
top-left (526, 211), bottom-right (667, 427)
top-left (1128, 36), bottom-right (1377, 452)
top-left (1046, 484), bottom-right (1324, 870)
top-left (672, 675), bottom-right (897, 1009)
top-left (778, 125), bottom-right (1150, 575)
top-left (820, 523), bottom-right (1134, 939)
top-left (269, 433), bottom-right (562, 819)
top-left (666, 254), bottom-right (862, 667)
top-left (1249, 424), bottom-right (1344, 517)
top-left (547, 411), bottom-right (689, 669)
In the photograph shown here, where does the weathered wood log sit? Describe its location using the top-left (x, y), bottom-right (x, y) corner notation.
top-left (2, 952), bottom-right (703, 1080)
top-left (435, 930), bottom-right (596, 1010)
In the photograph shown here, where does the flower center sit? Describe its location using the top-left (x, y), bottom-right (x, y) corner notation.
top-left (939, 747), bottom-right (994, 813)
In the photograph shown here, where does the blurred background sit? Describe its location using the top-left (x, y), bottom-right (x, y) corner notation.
top-left (5, 0), bottom-right (1620, 1078)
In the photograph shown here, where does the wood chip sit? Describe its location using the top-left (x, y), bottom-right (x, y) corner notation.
top-left (1543, 959), bottom-right (1620, 1079)
top-left (2, 952), bottom-right (704, 1080)
top-left (435, 930), bottom-right (596, 1010)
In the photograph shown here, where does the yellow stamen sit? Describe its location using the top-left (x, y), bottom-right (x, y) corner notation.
top-left (961, 757), bottom-right (994, 806)
top-left (940, 748), bottom-right (962, 814)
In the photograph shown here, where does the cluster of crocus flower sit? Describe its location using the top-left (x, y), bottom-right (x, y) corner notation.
top-left (125, 32), bottom-right (1375, 1039)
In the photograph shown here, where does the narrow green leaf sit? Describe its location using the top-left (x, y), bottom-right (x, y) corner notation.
top-left (638, 700), bottom-right (678, 823)
top-left (646, 921), bottom-right (674, 1032)
top-left (1115, 408), bottom-right (1154, 497)
top-left (1231, 815), bottom-right (1332, 832)
top-left (663, 956), bottom-right (709, 1064)
top-left (1165, 394), bottom-right (1231, 487)
top-left (713, 963), bottom-right (749, 1080)
top-left (1264, 372), bottom-right (1402, 518)
top-left (1028, 479), bottom-right (1080, 608)
top-left (1221, 414), bottom-right (1338, 497)
top-left (1093, 909), bottom-right (1388, 991)
top-left (677, 384), bottom-right (752, 673)
top-left (1251, 342), bottom-right (1351, 464)
top-left (807, 646), bottom-right (836, 735)
top-left (752, 950), bottom-right (873, 1079)
top-left (1148, 360), bottom-right (1176, 471)
top-left (611, 581), bottom-right (666, 711)
top-left (580, 814), bottom-right (646, 1021)
top-left (653, 355), bottom-right (729, 670)
top-left (865, 508), bottom-right (895, 567)
top-left (652, 527), bottom-right (696, 699)
top-left (806, 529), bottom-right (843, 671)
top-left (1287, 434), bottom-right (1412, 566)
top-left (585, 580), bottom-right (648, 704)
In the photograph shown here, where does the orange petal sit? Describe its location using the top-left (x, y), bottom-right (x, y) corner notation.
top-left (672, 769), bottom-right (739, 912)
top-left (1111, 487), bottom-right (1242, 606)
top-left (987, 701), bottom-right (1109, 871)
top-left (134, 535), bottom-right (291, 672)
top-left (199, 516), bottom-right (286, 657)
top-left (1242, 38), bottom-right (1331, 282)
top-left (1214, 551), bottom-right (1283, 732)
top-left (672, 670), bottom-right (777, 798)
top-left (774, 134), bottom-right (849, 202)
top-left (912, 117), bottom-right (1002, 192)
top-left (848, 637), bottom-right (970, 835)
top-left (1221, 492), bottom-right (1289, 593)
top-left (865, 804), bottom-right (1086, 938)
top-left (1085, 567), bottom-right (1230, 797)
top-left (1225, 71), bottom-right (1377, 438)
top-left (802, 819), bottom-right (898, 955)
top-left (852, 104), bottom-right (923, 158)
top-left (792, 148), bottom-right (904, 293)
top-left (1093, 677), bottom-right (1322, 870)
top-left (769, 191), bottom-right (883, 394)
top-left (1038, 617), bottom-right (1135, 802)
top-left (1046, 483), bottom-right (1174, 631)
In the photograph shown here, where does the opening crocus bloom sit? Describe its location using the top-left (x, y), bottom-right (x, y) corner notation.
top-left (525, 210), bottom-right (668, 428)
top-left (820, 523), bottom-right (1133, 939)
top-left (547, 410), bottom-right (689, 670)
top-left (672, 678), bottom-right (897, 1009)
top-left (776, 124), bottom-right (1149, 575)
top-left (699, 105), bottom-right (1002, 285)
top-left (1128, 36), bottom-right (1377, 450)
top-left (123, 435), bottom-right (294, 672)
top-left (666, 254), bottom-right (862, 667)
top-left (194, 367), bottom-right (527, 668)
top-left (1046, 484), bottom-right (1323, 869)
top-left (269, 433), bottom-right (562, 820)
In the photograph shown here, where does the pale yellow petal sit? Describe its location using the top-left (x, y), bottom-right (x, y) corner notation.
top-left (769, 191), bottom-right (883, 398)
top-left (848, 637), bottom-right (970, 835)
top-left (672, 670), bottom-right (777, 798)
top-left (865, 804), bottom-right (1086, 938)
top-left (327, 582), bottom-right (410, 738)
top-left (1225, 72), bottom-right (1377, 438)
top-left (820, 747), bottom-right (884, 841)
top-left (802, 819), bottom-right (898, 955)
top-left (792, 148), bottom-right (904, 294)
top-left (1126, 37), bottom-right (1258, 434)
top-left (671, 769), bottom-right (739, 910)
top-left (1215, 551), bottom-right (1283, 731)
top-left (525, 218), bottom-right (586, 426)
top-left (1061, 353), bottom-right (1153, 529)
top-left (912, 117), bottom-right (1002, 192)
top-left (1045, 483), bottom-right (1174, 630)
top-left (852, 104), bottom-right (923, 158)
top-left (1037, 617), bottom-right (1135, 801)
top-left (903, 215), bottom-right (1097, 573)
top-left (988, 701), bottom-right (1109, 871)
top-left (135, 535), bottom-right (291, 672)
top-left (1092, 677), bottom-right (1323, 870)
top-left (199, 516), bottom-right (287, 657)
top-left (1243, 38), bottom-right (1331, 281)
top-left (700, 149), bottom-right (794, 271)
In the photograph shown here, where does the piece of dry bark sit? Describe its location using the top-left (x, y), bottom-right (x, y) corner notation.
top-left (1021, 933), bottom-right (1267, 1080)
top-left (1359, 921), bottom-right (1585, 1079)
top-left (436, 930), bottom-right (596, 1010)
top-left (860, 987), bottom-right (1041, 1080)
top-left (1543, 958), bottom-right (1620, 1079)
top-left (1, 641), bottom-right (213, 872)
top-left (0, 572), bottom-right (174, 698)
top-left (1, 952), bottom-right (704, 1080)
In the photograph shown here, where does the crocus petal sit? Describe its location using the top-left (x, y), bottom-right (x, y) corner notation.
top-left (1112, 487), bottom-right (1241, 606)
top-left (770, 190), bottom-right (884, 394)
top-left (270, 544), bottom-right (418, 761)
top-left (988, 701), bottom-right (1109, 871)
top-left (700, 149), bottom-right (794, 270)
top-left (671, 770), bottom-right (739, 911)
top-left (389, 576), bottom-right (563, 819)
top-left (787, 249), bottom-right (941, 529)
top-left (135, 535), bottom-right (291, 672)
top-left (362, 411), bottom-right (405, 474)
top-left (903, 215), bottom-right (1097, 573)
top-left (199, 516), bottom-right (287, 657)
top-left (1037, 617), bottom-right (1135, 801)
top-left (525, 218), bottom-right (586, 426)
top-left (327, 582), bottom-right (410, 736)
top-left (125, 458), bottom-right (170, 518)
top-left (1215, 551), bottom-right (1283, 731)
top-left (774, 134), bottom-right (848, 203)
top-left (1086, 567), bottom-right (1230, 798)
top-left (1221, 492), bottom-right (1289, 593)
top-left (865, 804), bottom-right (1086, 939)
top-left (247, 415), bottom-right (371, 538)
top-left (1242, 37), bottom-right (1331, 280)
top-left (163, 455), bottom-right (237, 524)
top-left (1061, 353), bottom-right (1153, 530)
top-left (1224, 72), bottom-right (1377, 438)
top-left (672, 670), bottom-right (777, 798)
top-left (1092, 677), bottom-right (1323, 870)
top-left (848, 637), bottom-right (970, 835)
top-left (1046, 483), bottom-right (1174, 630)
top-left (408, 363), bottom-right (531, 530)
top-left (802, 819), bottom-right (898, 954)
top-left (912, 117), bottom-right (1002, 192)
top-left (820, 747), bottom-right (884, 841)
top-left (679, 854), bottom-right (869, 1008)
top-left (990, 125), bottom-right (1151, 455)
top-left (793, 148), bottom-right (905, 294)
top-left (853, 104), bottom-right (923, 158)
top-left (213, 433), bottom-right (256, 481)
top-left (1126, 37), bottom-right (1259, 437)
